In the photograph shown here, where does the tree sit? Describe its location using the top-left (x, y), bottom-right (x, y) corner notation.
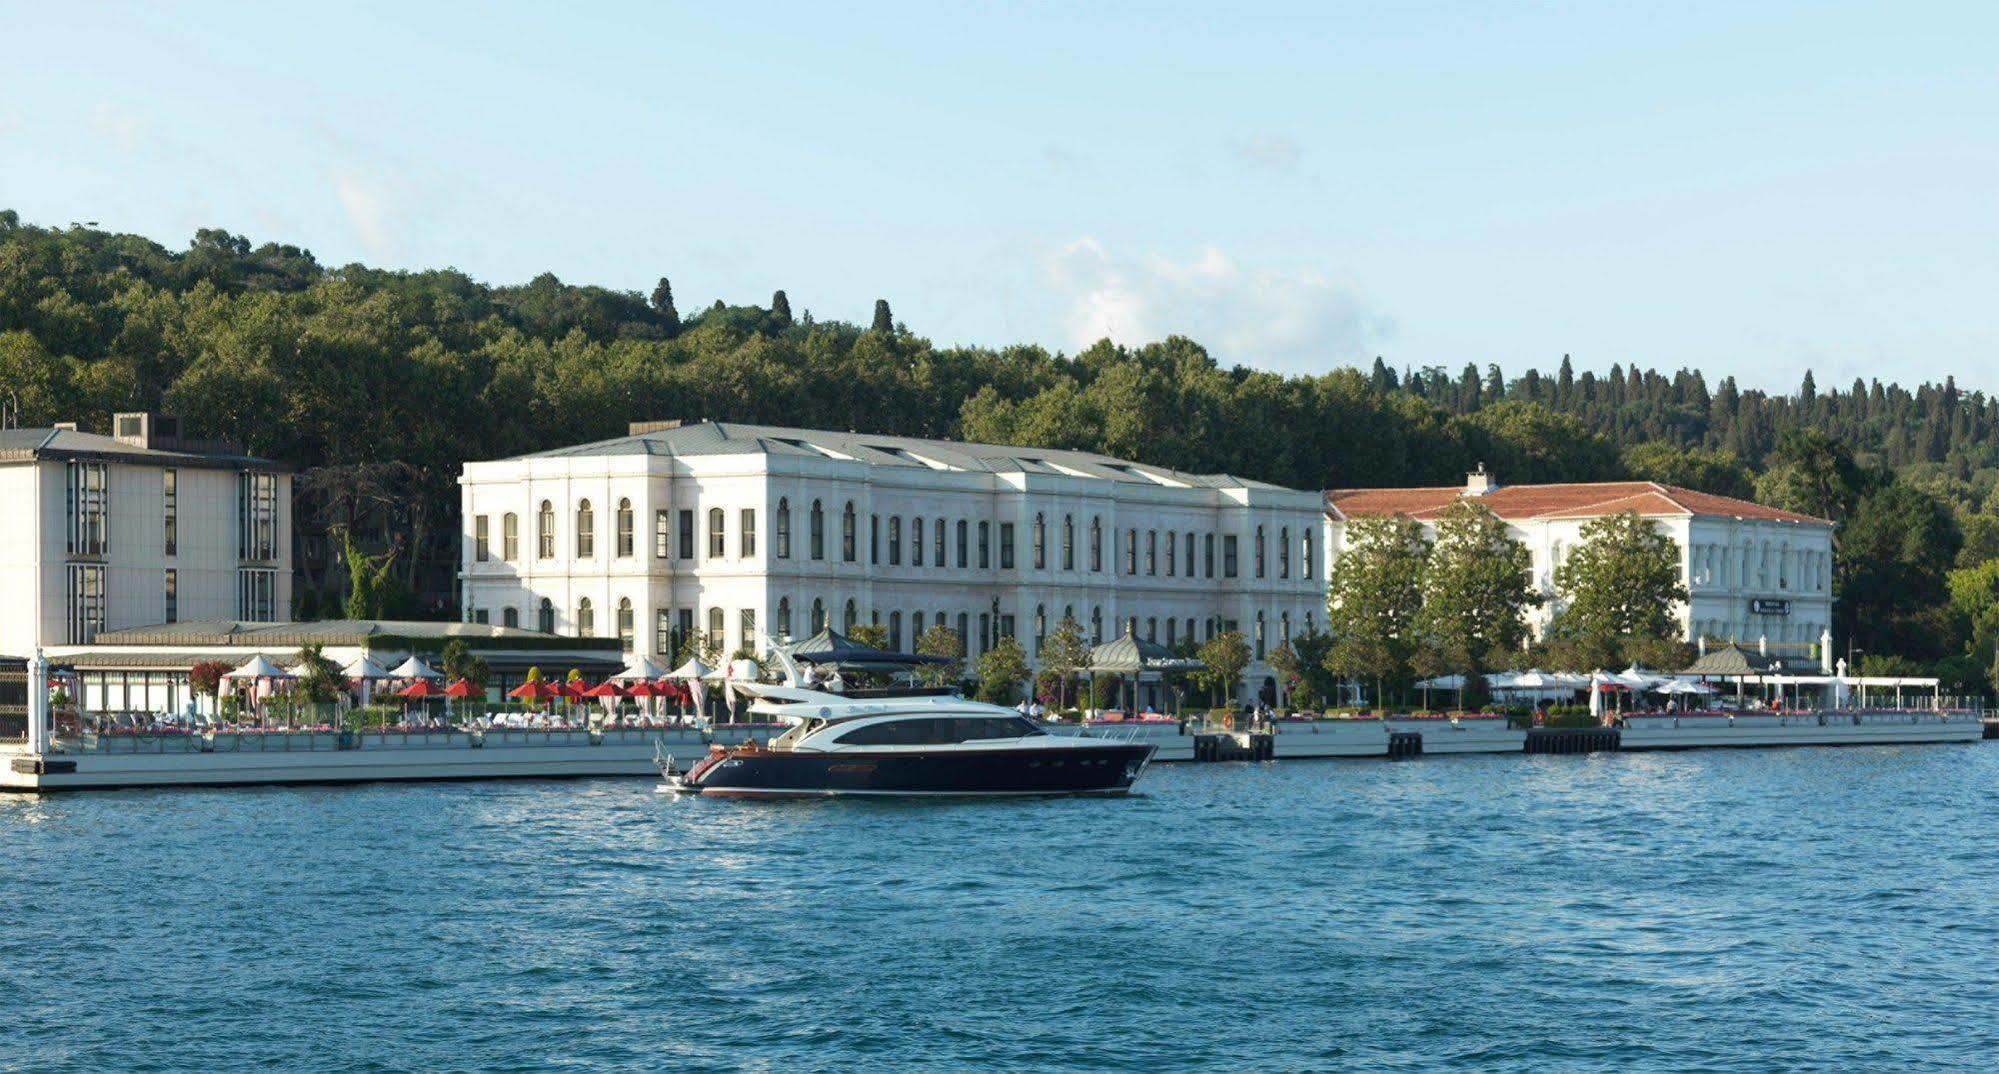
top-left (650, 277), bottom-right (677, 327)
top-left (914, 625), bottom-right (965, 687)
top-left (1755, 428), bottom-right (1865, 522)
top-left (339, 526), bottom-right (400, 620)
top-left (1840, 483), bottom-right (1959, 659)
top-left (1034, 615), bottom-right (1090, 710)
top-left (975, 636), bottom-right (1029, 704)
top-left (847, 622), bottom-right (889, 650)
top-left (770, 289), bottom-right (792, 327)
top-left (1551, 510), bottom-right (1690, 668)
top-left (1622, 443), bottom-right (1755, 500)
top-left (295, 643), bottom-right (343, 705)
top-left (189, 660), bottom-right (229, 709)
top-left (1324, 514), bottom-right (1427, 704)
top-left (1415, 499), bottom-right (1538, 706)
top-left (1194, 631), bottom-right (1251, 706)
top-left (440, 637), bottom-right (490, 686)
top-left (871, 298), bottom-right (893, 333)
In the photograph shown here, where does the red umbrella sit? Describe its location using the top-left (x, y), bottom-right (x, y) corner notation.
top-left (557, 680), bottom-right (589, 700)
top-left (623, 681), bottom-right (659, 698)
top-left (507, 681), bottom-right (559, 700)
top-left (581, 681), bottom-right (626, 699)
top-left (398, 680), bottom-right (446, 699)
top-left (444, 679), bottom-right (483, 699)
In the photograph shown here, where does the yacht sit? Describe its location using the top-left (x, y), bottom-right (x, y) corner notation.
top-left (660, 684), bottom-right (1156, 798)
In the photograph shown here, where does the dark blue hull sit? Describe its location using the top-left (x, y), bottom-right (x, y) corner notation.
top-left (679, 743), bottom-right (1156, 797)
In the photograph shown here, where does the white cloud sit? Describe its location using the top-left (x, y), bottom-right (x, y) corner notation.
top-left (1236, 131), bottom-right (1301, 173)
top-left (332, 172), bottom-right (401, 262)
top-left (1044, 238), bottom-right (1390, 372)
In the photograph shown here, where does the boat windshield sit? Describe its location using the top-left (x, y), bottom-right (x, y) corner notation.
top-left (832, 715), bottom-right (1046, 746)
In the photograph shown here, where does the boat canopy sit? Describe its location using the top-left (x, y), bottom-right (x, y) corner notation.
top-left (778, 628), bottom-right (955, 668)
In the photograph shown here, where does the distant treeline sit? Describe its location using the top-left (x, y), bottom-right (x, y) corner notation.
top-left (3, 212), bottom-right (1996, 688)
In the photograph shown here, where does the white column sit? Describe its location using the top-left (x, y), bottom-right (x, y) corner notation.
top-left (26, 649), bottom-right (49, 755)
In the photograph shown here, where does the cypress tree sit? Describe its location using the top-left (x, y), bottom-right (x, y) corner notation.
top-left (871, 298), bottom-right (894, 333)
top-left (650, 277), bottom-right (678, 328)
top-left (771, 289), bottom-right (793, 326)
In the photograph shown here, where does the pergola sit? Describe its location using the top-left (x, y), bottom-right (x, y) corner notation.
top-left (1084, 630), bottom-right (1203, 716)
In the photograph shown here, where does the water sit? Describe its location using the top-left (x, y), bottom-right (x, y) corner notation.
top-left (3, 745), bottom-right (1996, 1073)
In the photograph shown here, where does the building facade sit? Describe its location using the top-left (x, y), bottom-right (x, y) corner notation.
top-left (1325, 472), bottom-right (1835, 647)
top-left (0, 414), bottom-right (293, 656)
top-left (459, 421), bottom-right (1327, 701)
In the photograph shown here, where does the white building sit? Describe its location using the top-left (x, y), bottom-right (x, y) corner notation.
top-left (0, 414), bottom-right (293, 655)
top-left (1325, 471), bottom-right (1835, 647)
top-left (459, 421), bottom-right (1327, 702)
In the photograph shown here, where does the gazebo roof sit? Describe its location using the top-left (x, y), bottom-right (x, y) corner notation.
top-left (1680, 644), bottom-right (1771, 677)
top-left (1086, 631), bottom-right (1204, 673)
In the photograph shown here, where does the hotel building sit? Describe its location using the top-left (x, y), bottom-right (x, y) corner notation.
top-left (458, 421), bottom-right (1328, 701)
top-left (0, 413), bottom-right (292, 656)
top-left (1325, 470), bottom-right (1835, 647)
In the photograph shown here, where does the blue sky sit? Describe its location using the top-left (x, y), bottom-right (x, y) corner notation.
top-left (2, 1), bottom-right (1994, 392)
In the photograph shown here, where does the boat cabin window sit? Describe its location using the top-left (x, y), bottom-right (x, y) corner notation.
top-left (833, 716), bottom-right (1044, 746)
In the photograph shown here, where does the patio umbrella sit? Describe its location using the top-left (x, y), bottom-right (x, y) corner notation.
top-left (388, 655), bottom-right (444, 680)
top-left (443, 679), bottom-right (483, 698)
top-left (342, 655), bottom-right (391, 706)
top-left (613, 655), bottom-right (670, 681)
top-left (398, 680), bottom-right (446, 699)
top-left (222, 654), bottom-right (293, 680)
top-left (507, 680), bottom-right (559, 702)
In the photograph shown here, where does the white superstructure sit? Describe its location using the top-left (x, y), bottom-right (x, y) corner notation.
top-left (0, 413), bottom-right (292, 656)
top-left (459, 420), bottom-right (1326, 702)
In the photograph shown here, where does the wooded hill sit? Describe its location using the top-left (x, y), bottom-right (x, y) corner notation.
top-left (3, 212), bottom-right (1996, 687)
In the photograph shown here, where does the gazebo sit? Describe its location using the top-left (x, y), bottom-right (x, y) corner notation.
top-left (1084, 630), bottom-right (1203, 716)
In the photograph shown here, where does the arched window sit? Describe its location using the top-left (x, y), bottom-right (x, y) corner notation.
top-left (1255, 611), bottom-right (1266, 659)
top-left (576, 596), bottom-right (594, 636)
top-left (741, 508), bottom-right (756, 557)
top-left (502, 513), bottom-right (519, 561)
top-left (1146, 617), bottom-right (1156, 641)
top-left (1280, 611), bottom-right (1291, 644)
top-left (777, 597), bottom-right (792, 639)
top-left (1034, 604), bottom-right (1046, 652)
top-left (1301, 529), bottom-right (1313, 580)
top-left (1166, 531), bottom-right (1176, 577)
top-left (1090, 606), bottom-right (1103, 644)
top-left (912, 611), bottom-right (925, 638)
top-left (708, 606), bottom-right (724, 642)
top-left (1255, 525), bottom-right (1266, 578)
top-left (708, 507), bottom-right (726, 558)
top-left (841, 502), bottom-right (856, 562)
top-left (537, 500), bottom-right (555, 559)
top-left (912, 517), bottom-right (925, 566)
top-left (1146, 530), bottom-right (1157, 575)
top-left (616, 499), bottom-right (634, 557)
top-left (1033, 513), bottom-right (1046, 569)
top-left (810, 598), bottom-right (825, 633)
top-left (502, 606), bottom-right (519, 628)
top-left (933, 518), bottom-right (945, 568)
top-left (889, 611), bottom-right (903, 651)
top-left (1279, 526), bottom-right (1290, 578)
top-left (575, 499), bottom-right (595, 558)
top-left (1090, 517), bottom-right (1102, 572)
top-left (1124, 529), bottom-right (1137, 574)
top-left (956, 520), bottom-right (968, 567)
top-left (1062, 515), bottom-right (1075, 571)
top-left (537, 598), bottom-right (554, 633)
top-left (843, 599), bottom-right (858, 631)
top-left (776, 498), bottom-right (792, 559)
top-left (978, 521), bottom-right (990, 569)
top-left (889, 515), bottom-right (905, 565)
top-left (1185, 530), bottom-right (1195, 576)
top-left (617, 598), bottom-right (634, 651)
top-left (957, 613), bottom-right (970, 648)
top-left (1166, 619), bottom-right (1176, 646)
top-left (810, 500), bottom-right (825, 560)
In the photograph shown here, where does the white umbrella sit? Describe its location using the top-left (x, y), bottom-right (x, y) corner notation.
top-left (1610, 666), bottom-right (1658, 690)
top-left (667, 657), bottom-right (713, 681)
top-left (1415, 674), bottom-right (1468, 690)
top-left (1657, 680), bottom-right (1714, 695)
top-left (388, 655), bottom-right (443, 680)
top-left (613, 654), bottom-right (670, 681)
top-left (223, 654), bottom-right (293, 680)
top-left (342, 655), bottom-right (391, 706)
top-left (1588, 672), bottom-right (1610, 718)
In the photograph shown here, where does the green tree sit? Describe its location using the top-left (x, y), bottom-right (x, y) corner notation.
top-left (339, 526), bottom-right (400, 620)
top-left (650, 277), bottom-right (677, 326)
top-left (1551, 510), bottom-right (1690, 669)
top-left (1034, 615), bottom-right (1090, 710)
top-left (1324, 514), bottom-right (1427, 704)
top-left (1755, 428), bottom-right (1866, 522)
top-left (914, 625), bottom-right (965, 687)
top-left (440, 637), bottom-right (490, 686)
top-left (847, 622), bottom-right (889, 650)
top-left (1840, 483), bottom-right (1959, 659)
top-left (770, 289), bottom-right (792, 326)
top-left (295, 643), bottom-right (344, 705)
top-left (975, 636), bottom-right (1029, 704)
top-left (871, 298), bottom-right (893, 333)
top-left (1415, 499), bottom-right (1539, 706)
top-left (1194, 630), bottom-right (1251, 706)
top-left (1622, 443), bottom-right (1755, 500)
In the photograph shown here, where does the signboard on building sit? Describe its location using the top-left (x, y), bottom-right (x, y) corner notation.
top-left (1749, 598), bottom-right (1791, 616)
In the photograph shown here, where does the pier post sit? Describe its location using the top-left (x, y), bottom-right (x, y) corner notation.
top-left (25, 649), bottom-right (48, 756)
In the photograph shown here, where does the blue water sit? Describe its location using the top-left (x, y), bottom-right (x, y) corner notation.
top-left (3, 745), bottom-right (1997, 1072)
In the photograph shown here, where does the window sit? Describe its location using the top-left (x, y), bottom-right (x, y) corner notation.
top-left (616, 499), bottom-right (634, 557)
top-left (956, 520), bottom-right (968, 567)
top-left (474, 515), bottom-right (490, 562)
top-left (999, 523), bottom-right (1015, 569)
top-left (538, 501), bottom-right (555, 558)
top-left (1090, 517), bottom-right (1102, 572)
top-left (1146, 530), bottom-right (1157, 575)
top-left (1166, 532), bottom-right (1176, 577)
top-left (844, 599), bottom-right (858, 632)
top-left (811, 599), bottom-right (825, 633)
top-left (834, 716), bottom-right (1043, 747)
top-left (678, 509), bottom-right (694, 560)
top-left (709, 606), bottom-right (725, 642)
top-left (871, 514), bottom-right (880, 564)
top-left (1090, 606), bottom-right (1103, 645)
top-left (1062, 515), bottom-right (1075, 571)
top-left (236, 567), bottom-right (275, 621)
top-left (912, 517), bottom-right (925, 566)
top-left (575, 500), bottom-right (595, 558)
top-left (741, 608), bottom-right (756, 651)
top-left (810, 500), bottom-right (825, 560)
top-left (237, 471), bottom-right (279, 560)
top-left (471, 609), bottom-right (488, 625)
top-left (1124, 529), bottom-right (1137, 574)
top-left (889, 611), bottom-right (903, 651)
top-left (934, 519), bottom-right (945, 568)
top-left (678, 609), bottom-right (694, 648)
top-left (617, 598), bottom-right (635, 651)
top-left (654, 510), bottom-right (669, 558)
top-left (1281, 611), bottom-right (1291, 645)
top-left (1033, 514), bottom-right (1046, 569)
top-left (539, 598), bottom-right (555, 633)
top-left (1185, 531), bottom-right (1195, 577)
top-left (1301, 529), bottom-right (1312, 580)
top-left (1146, 617), bottom-right (1157, 641)
top-left (741, 508), bottom-right (756, 557)
top-left (978, 521), bottom-right (990, 569)
top-left (1255, 612), bottom-right (1266, 659)
top-left (162, 469), bottom-right (177, 556)
top-left (577, 597), bottom-right (595, 636)
top-left (1223, 535), bottom-right (1239, 578)
top-left (1034, 604), bottom-right (1046, 652)
top-left (999, 614), bottom-right (1015, 640)
top-left (67, 563), bottom-right (107, 643)
top-left (957, 613), bottom-right (969, 650)
top-left (913, 611), bottom-right (925, 638)
top-left (656, 609), bottom-right (672, 653)
top-left (1255, 526), bottom-right (1266, 579)
top-left (503, 607), bottom-right (519, 628)
top-left (1279, 526), bottom-right (1290, 579)
top-left (709, 508), bottom-right (726, 558)
top-left (776, 498), bottom-right (792, 559)
top-left (889, 517), bottom-right (902, 565)
top-left (776, 598), bottom-right (791, 640)
top-left (1204, 534), bottom-right (1215, 578)
top-left (841, 502), bottom-right (856, 562)
top-left (1167, 619), bottom-right (1176, 647)
top-left (503, 513), bottom-right (519, 561)
top-left (979, 613), bottom-right (991, 652)
top-left (163, 569), bottom-right (177, 624)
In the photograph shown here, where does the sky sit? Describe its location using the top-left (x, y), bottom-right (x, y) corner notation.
top-left (2, 1), bottom-right (1995, 393)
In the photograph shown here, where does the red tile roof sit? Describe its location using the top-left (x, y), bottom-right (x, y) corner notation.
top-left (1325, 481), bottom-right (1830, 525)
